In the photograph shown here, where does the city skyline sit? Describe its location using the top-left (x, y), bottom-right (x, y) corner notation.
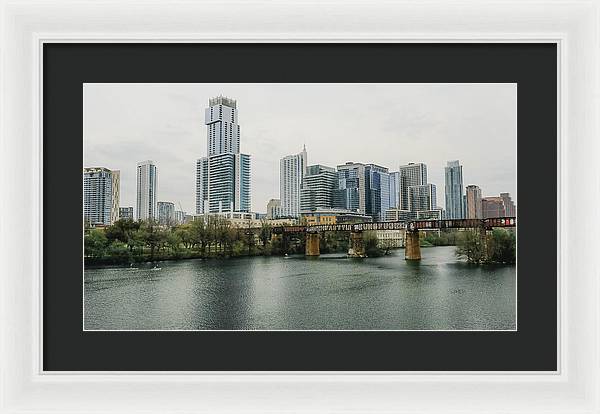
top-left (84, 83), bottom-right (517, 214)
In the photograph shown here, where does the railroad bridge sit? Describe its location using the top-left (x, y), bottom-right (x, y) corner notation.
top-left (270, 217), bottom-right (516, 260)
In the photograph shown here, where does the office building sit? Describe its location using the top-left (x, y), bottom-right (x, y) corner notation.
top-left (300, 165), bottom-right (337, 213)
top-left (385, 208), bottom-right (415, 222)
top-left (280, 146), bottom-right (307, 217)
top-left (444, 160), bottom-right (465, 219)
top-left (119, 206), bottom-right (134, 220)
top-left (136, 160), bottom-right (157, 221)
top-left (408, 183), bottom-right (437, 212)
top-left (465, 185), bottom-right (483, 219)
top-left (83, 167), bottom-right (120, 226)
top-left (367, 164), bottom-right (390, 221)
top-left (196, 97), bottom-right (252, 214)
top-left (334, 162), bottom-right (365, 213)
top-left (157, 201), bottom-right (175, 226)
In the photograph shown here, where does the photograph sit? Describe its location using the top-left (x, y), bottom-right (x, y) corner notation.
top-left (83, 83), bottom-right (517, 331)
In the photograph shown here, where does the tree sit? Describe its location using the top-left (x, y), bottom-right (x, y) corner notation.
top-left (487, 229), bottom-right (516, 264)
top-left (84, 229), bottom-right (108, 259)
top-left (105, 219), bottom-right (141, 253)
top-left (456, 229), bottom-right (486, 263)
top-left (138, 220), bottom-right (167, 261)
top-left (363, 231), bottom-right (383, 257)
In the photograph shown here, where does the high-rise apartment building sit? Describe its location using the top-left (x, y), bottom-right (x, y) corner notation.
top-left (119, 206), bottom-right (134, 220)
top-left (408, 183), bottom-right (437, 212)
top-left (444, 160), bottom-right (465, 219)
top-left (465, 185), bottom-right (483, 219)
top-left (300, 165), bottom-right (337, 213)
top-left (196, 97), bottom-right (251, 214)
top-left (83, 167), bottom-right (120, 226)
top-left (280, 146), bottom-right (307, 218)
top-left (398, 163), bottom-right (427, 211)
top-left (174, 210), bottom-right (186, 225)
top-left (205, 96), bottom-right (240, 156)
top-left (136, 160), bottom-right (157, 221)
top-left (157, 201), bottom-right (175, 226)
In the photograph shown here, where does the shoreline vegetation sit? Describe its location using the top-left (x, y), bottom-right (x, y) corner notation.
top-left (84, 217), bottom-right (516, 267)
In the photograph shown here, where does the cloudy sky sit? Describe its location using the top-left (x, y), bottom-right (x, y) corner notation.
top-left (84, 83), bottom-right (516, 215)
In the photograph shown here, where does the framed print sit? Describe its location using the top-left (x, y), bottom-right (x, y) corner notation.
top-left (1, 1), bottom-right (599, 413)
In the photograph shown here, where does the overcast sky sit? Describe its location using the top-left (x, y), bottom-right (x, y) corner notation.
top-left (84, 83), bottom-right (516, 215)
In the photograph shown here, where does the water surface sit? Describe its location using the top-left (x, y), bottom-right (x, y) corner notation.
top-left (84, 246), bottom-right (516, 330)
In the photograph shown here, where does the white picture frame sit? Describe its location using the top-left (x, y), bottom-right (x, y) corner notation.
top-left (1, 0), bottom-right (598, 413)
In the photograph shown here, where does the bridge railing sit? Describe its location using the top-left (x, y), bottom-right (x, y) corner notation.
top-left (270, 217), bottom-right (516, 234)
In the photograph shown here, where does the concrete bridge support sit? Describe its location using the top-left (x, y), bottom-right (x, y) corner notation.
top-left (305, 232), bottom-right (321, 256)
top-left (405, 230), bottom-right (421, 260)
top-left (348, 231), bottom-right (366, 258)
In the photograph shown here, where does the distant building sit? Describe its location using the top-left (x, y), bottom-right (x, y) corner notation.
top-left (482, 193), bottom-right (516, 218)
top-left (280, 146), bottom-right (307, 218)
top-left (500, 192), bottom-right (516, 216)
top-left (84, 167), bottom-right (120, 226)
top-left (157, 201), bottom-right (175, 226)
top-left (119, 206), bottom-right (134, 220)
top-left (465, 185), bottom-right (483, 219)
top-left (196, 97), bottom-right (251, 215)
top-left (398, 163), bottom-right (427, 211)
top-left (385, 208), bottom-right (415, 222)
top-left (416, 209), bottom-right (443, 220)
top-left (408, 183), bottom-right (437, 212)
top-left (301, 208), bottom-right (372, 225)
top-left (300, 164), bottom-right (337, 213)
top-left (333, 162), bottom-right (390, 220)
top-left (136, 160), bottom-right (157, 221)
top-left (388, 171), bottom-right (401, 208)
top-left (444, 160), bottom-right (465, 219)
top-left (174, 210), bottom-right (186, 225)
top-left (266, 198), bottom-right (282, 219)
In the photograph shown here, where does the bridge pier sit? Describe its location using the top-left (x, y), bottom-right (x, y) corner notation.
top-left (405, 229), bottom-right (421, 260)
top-left (305, 232), bottom-right (320, 256)
top-left (348, 231), bottom-right (366, 258)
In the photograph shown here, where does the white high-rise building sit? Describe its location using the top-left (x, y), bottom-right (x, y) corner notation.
top-left (136, 160), bottom-right (157, 221)
top-left (205, 96), bottom-right (240, 156)
top-left (83, 167), bottom-right (120, 226)
top-left (280, 146), bottom-right (307, 218)
top-left (398, 163), bottom-right (427, 211)
top-left (196, 97), bottom-right (251, 214)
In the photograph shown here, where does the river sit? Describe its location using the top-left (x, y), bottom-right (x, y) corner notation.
top-left (84, 246), bottom-right (516, 330)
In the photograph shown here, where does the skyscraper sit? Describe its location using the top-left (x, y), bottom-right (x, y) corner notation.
top-left (444, 160), bottom-right (465, 219)
top-left (366, 164), bottom-right (390, 221)
top-left (205, 96), bottom-right (240, 156)
top-left (136, 160), bottom-right (157, 221)
top-left (408, 183), bottom-right (437, 212)
top-left (398, 163), bottom-right (427, 211)
top-left (388, 171), bottom-right (401, 208)
top-left (465, 185), bottom-right (483, 219)
top-left (280, 146), bottom-right (307, 218)
top-left (266, 199), bottom-right (282, 219)
top-left (300, 165), bottom-right (337, 213)
top-left (196, 97), bottom-right (251, 214)
top-left (83, 167), bottom-right (120, 226)
top-left (334, 162), bottom-right (367, 213)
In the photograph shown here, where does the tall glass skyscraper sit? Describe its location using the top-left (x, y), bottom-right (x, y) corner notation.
top-left (136, 160), bottom-right (157, 221)
top-left (444, 160), bottom-right (465, 219)
top-left (408, 183), bottom-right (437, 212)
top-left (280, 146), bottom-right (307, 218)
top-left (333, 162), bottom-right (389, 220)
top-left (84, 167), bottom-right (120, 226)
top-left (196, 97), bottom-right (251, 214)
